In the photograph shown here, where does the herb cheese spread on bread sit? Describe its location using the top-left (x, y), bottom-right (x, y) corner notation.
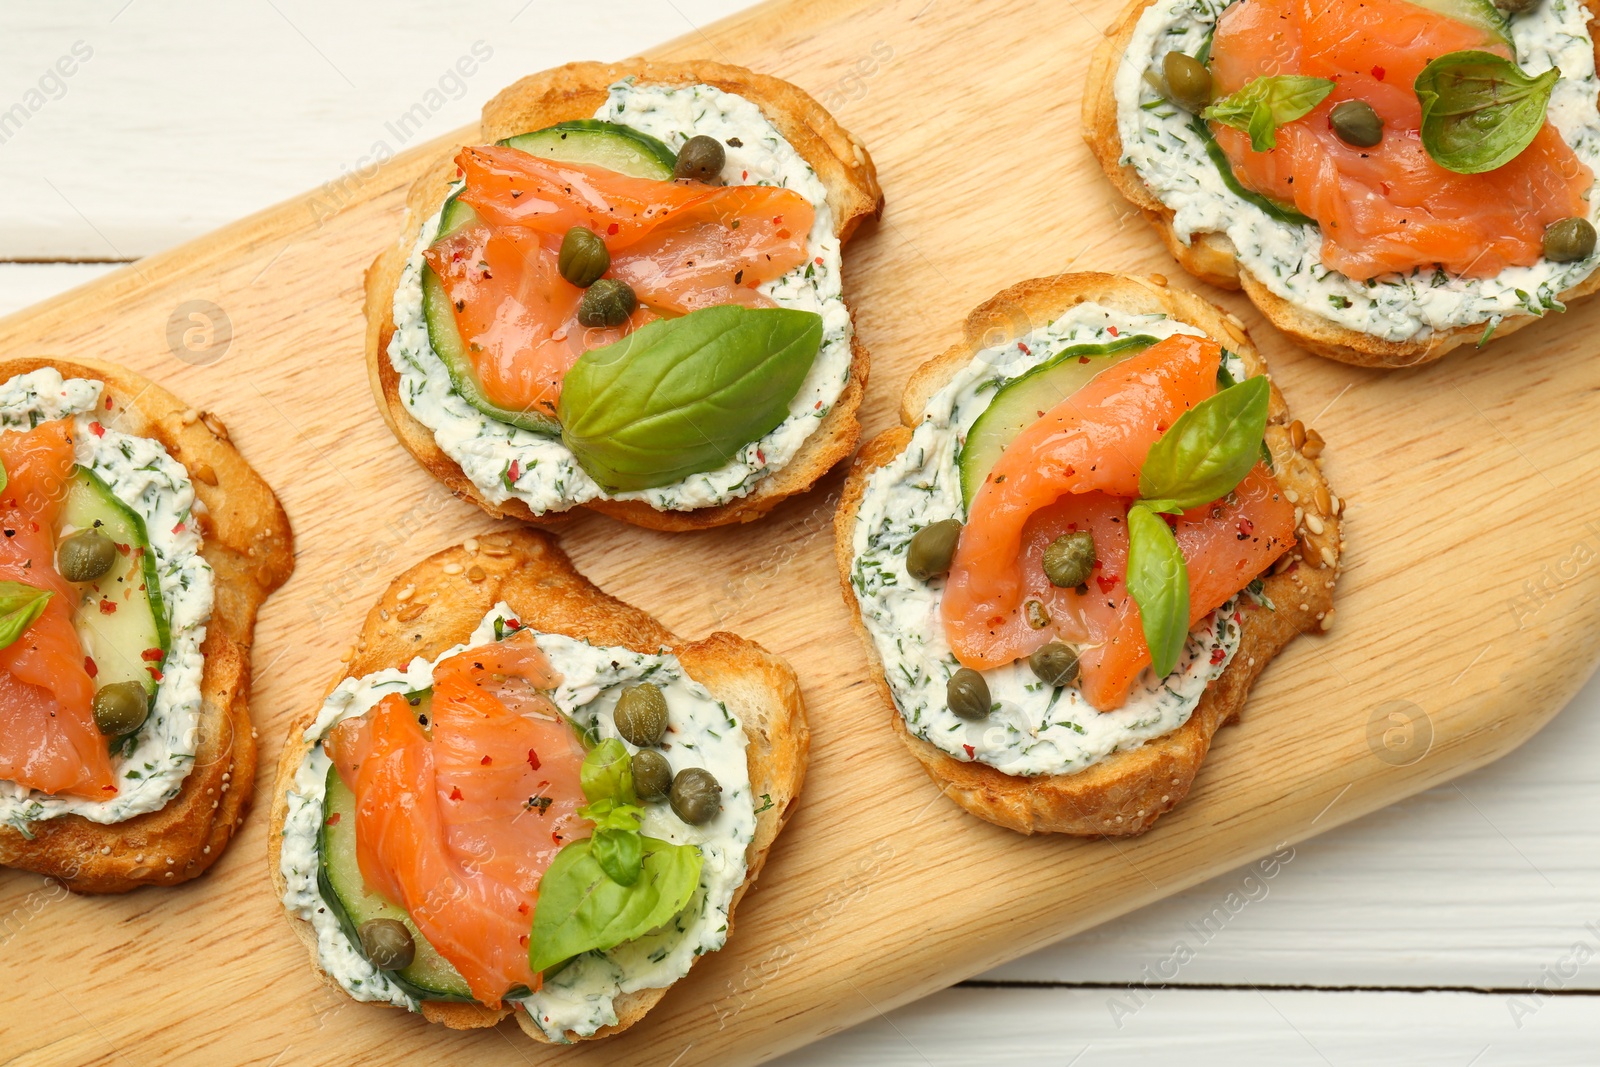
top-left (0, 368), bottom-right (214, 832)
top-left (279, 602), bottom-right (757, 1040)
top-left (388, 78), bottom-right (855, 515)
top-left (848, 304), bottom-right (1251, 778)
top-left (1108, 0), bottom-right (1600, 346)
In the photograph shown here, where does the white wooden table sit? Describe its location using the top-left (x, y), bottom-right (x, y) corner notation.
top-left (4, 3), bottom-right (1598, 1062)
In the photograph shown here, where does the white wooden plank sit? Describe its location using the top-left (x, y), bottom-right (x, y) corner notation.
top-left (0, 0), bottom-right (756, 258)
top-left (770, 987), bottom-right (1600, 1066)
top-left (0, 262), bottom-right (116, 315)
top-left (980, 667), bottom-right (1600, 990)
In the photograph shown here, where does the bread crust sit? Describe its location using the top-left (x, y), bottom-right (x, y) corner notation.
top-left (267, 527), bottom-right (809, 1042)
top-left (833, 273), bottom-right (1343, 836)
top-left (0, 357), bottom-right (293, 892)
top-left (1082, 0), bottom-right (1600, 368)
top-left (366, 59), bottom-right (883, 531)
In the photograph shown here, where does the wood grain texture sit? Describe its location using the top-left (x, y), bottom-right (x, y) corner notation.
top-left (3, 0), bottom-right (1600, 1065)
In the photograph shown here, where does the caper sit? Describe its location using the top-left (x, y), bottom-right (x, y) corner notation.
top-left (576, 278), bottom-right (637, 328)
top-left (669, 767), bottom-right (722, 825)
top-left (673, 135), bottom-right (726, 182)
top-left (91, 682), bottom-right (148, 737)
top-left (1493, 0), bottom-right (1538, 11)
top-left (1543, 216), bottom-right (1596, 263)
top-left (1162, 52), bottom-right (1213, 113)
top-left (557, 226), bottom-right (610, 288)
top-left (1024, 599), bottom-right (1050, 630)
top-left (614, 682), bottom-right (668, 747)
top-left (906, 519), bottom-right (962, 581)
top-left (357, 918), bottom-right (416, 970)
top-left (631, 750), bottom-right (672, 801)
top-left (1042, 531), bottom-right (1096, 589)
top-left (947, 667), bottom-right (991, 721)
top-left (1329, 100), bottom-right (1383, 148)
top-left (57, 526), bottom-right (117, 583)
top-left (1028, 642), bottom-right (1081, 689)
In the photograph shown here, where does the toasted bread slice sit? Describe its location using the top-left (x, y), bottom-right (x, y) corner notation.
top-left (834, 273), bottom-right (1342, 836)
top-left (0, 357), bottom-right (293, 892)
top-left (268, 527), bottom-right (808, 1041)
top-left (1082, 0), bottom-right (1600, 369)
top-left (366, 59), bottom-right (882, 531)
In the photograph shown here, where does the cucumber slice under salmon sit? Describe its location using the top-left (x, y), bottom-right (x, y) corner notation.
top-left (957, 336), bottom-right (1158, 510)
top-left (57, 466), bottom-right (169, 698)
top-left (318, 756), bottom-right (476, 1003)
top-left (1407, 0), bottom-right (1512, 47)
top-left (420, 120), bottom-right (679, 437)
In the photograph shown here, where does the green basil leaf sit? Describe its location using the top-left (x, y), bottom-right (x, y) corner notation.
top-left (579, 738), bottom-right (637, 806)
top-left (591, 826), bottom-right (644, 887)
top-left (1202, 75), bottom-right (1335, 152)
top-left (557, 304), bottom-right (823, 493)
top-left (1138, 375), bottom-right (1269, 514)
top-left (1125, 504), bottom-right (1190, 679)
top-left (1416, 50), bottom-right (1559, 174)
top-left (0, 581), bottom-right (51, 653)
top-left (527, 835), bottom-right (702, 975)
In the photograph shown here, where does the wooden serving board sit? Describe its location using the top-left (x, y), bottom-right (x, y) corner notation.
top-left (4, 0), bottom-right (1599, 1063)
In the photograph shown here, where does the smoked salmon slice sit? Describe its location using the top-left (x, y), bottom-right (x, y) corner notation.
top-left (1208, 0), bottom-right (1592, 280)
top-left (424, 146), bottom-right (814, 418)
top-left (327, 630), bottom-right (588, 1005)
top-left (0, 420), bottom-right (114, 799)
top-left (941, 336), bottom-right (1297, 711)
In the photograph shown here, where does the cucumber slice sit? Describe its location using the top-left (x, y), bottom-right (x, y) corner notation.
top-left (421, 264), bottom-right (561, 437)
top-left (1190, 118), bottom-right (1313, 226)
top-left (957, 336), bottom-right (1158, 510)
top-left (57, 467), bottom-right (168, 697)
top-left (436, 191), bottom-right (478, 239)
top-left (1407, 0), bottom-right (1511, 46)
top-left (500, 120), bottom-right (677, 180)
top-left (318, 760), bottom-right (476, 1003)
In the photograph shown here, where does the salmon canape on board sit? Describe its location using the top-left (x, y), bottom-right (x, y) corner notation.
top-left (1085, 0), bottom-right (1600, 367)
top-left (836, 274), bottom-right (1342, 835)
top-left (0, 359), bottom-right (292, 892)
top-left (270, 530), bottom-right (807, 1042)
top-left (368, 60), bottom-right (881, 531)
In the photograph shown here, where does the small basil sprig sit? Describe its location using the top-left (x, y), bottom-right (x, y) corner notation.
top-left (1125, 375), bottom-right (1271, 676)
top-left (557, 304), bottom-right (823, 493)
top-left (578, 738), bottom-right (647, 886)
top-left (0, 581), bottom-right (51, 653)
top-left (1416, 50), bottom-right (1559, 174)
top-left (1202, 75), bottom-right (1335, 152)
top-left (526, 738), bottom-right (703, 975)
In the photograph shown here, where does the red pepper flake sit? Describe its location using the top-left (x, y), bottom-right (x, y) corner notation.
top-left (104, 396), bottom-right (113, 410)
top-left (756, 448), bottom-right (766, 465)
top-left (449, 786), bottom-right (463, 801)
top-left (519, 934), bottom-right (529, 947)
top-left (1018, 342), bottom-right (1032, 355)
top-left (508, 459), bottom-right (521, 484)
top-left (772, 215), bottom-right (783, 225)
top-left (1237, 518), bottom-right (1255, 539)
top-left (777, 229), bottom-right (790, 240)
top-left (1210, 647), bottom-right (1227, 665)
top-left (172, 522), bottom-right (186, 534)
top-left (326, 812), bottom-right (342, 826)
top-left (606, 223), bottom-right (620, 235)
top-left (1371, 65), bottom-right (1386, 80)
top-left (527, 748), bottom-right (541, 770)
top-left (84, 656), bottom-right (97, 678)
top-left (741, 170), bottom-right (748, 180)
top-left (141, 648), bottom-right (163, 662)
top-left (505, 618), bottom-right (521, 630)
top-left (1079, 355), bottom-right (1092, 364)
top-left (518, 901), bottom-right (529, 915)
top-left (99, 600), bottom-right (117, 615)
top-left (480, 754), bottom-right (493, 766)
top-left (89, 421), bottom-right (104, 437)
top-left (962, 744), bottom-right (975, 759)
top-left (147, 667), bottom-right (163, 682)
top-left (1107, 326), bottom-right (1119, 336)
top-left (115, 541), bottom-right (131, 556)
top-left (1096, 574), bottom-right (1120, 593)
top-left (813, 256), bottom-right (823, 265)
